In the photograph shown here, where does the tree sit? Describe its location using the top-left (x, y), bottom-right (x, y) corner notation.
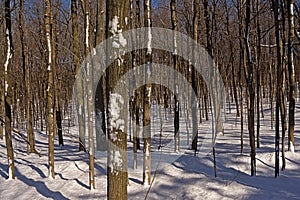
top-left (191, 0), bottom-right (199, 154)
top-left (19, 0), bottom-right (36, 153)
top-left (80, 0), bottom-right (95, 189)
top-left (143, 0), bottom-right (152, 186)
top-left (72, 0), bottom-right (86, 152)
top-left (106, 0), bottom-right (130, 199)
top-left (45, 0), bottom-right (55, 179)
top-left (171, 0), bottom-right (180, 152)
top-left (4, 0), bottom-right (15, 179)
top-left (244, 0), bottom-right (256, 176)
top-left (288, 0), bottom-right (296, 153)
top-left (271, 0), bottom-right (281, 178)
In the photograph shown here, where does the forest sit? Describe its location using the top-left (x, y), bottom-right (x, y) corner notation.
top-left (0, 0), bottom-right (300, 199)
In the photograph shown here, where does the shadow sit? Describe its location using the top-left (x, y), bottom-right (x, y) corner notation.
top-left (56, 172), bottom-right (90, 190)
top-left (94, 162), bottom-right (106, 175)
top-left (129, 177), bottom-right (143, 185)
top-left (14, 167), bottom-right (68, 200)
top-left (15, 159), bottom-right (46, 178)
top-left (0, 162), bottom-right (9, 179)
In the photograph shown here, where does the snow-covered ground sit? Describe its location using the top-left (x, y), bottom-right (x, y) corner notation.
top-left (0, 103), bottom-right (300, 199)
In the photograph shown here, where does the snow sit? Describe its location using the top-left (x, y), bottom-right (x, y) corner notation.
top-left (109, 15), bottom-right (127, 66)
top-left (108, 93), bottom-right (125, 134)
top-left (0, 102), bottom-right (299, 199)
top-left (290, 141), bottom-right (295, 153)
top-left (109, 16), bottom-right (119, 35)
top-left (109, 150), bottom-right (123, 174)
top-left (4, 29), bottom-right (11, 72)
top-left (118, 33), bottom-right (127, 47)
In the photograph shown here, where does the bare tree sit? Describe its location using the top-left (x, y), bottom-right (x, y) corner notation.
top-left (191, 0), bottom-right (199, 153)
top-left (19, 0), bottom-right (36, 153)
top-left (244, 0), bottom-right (256, 176)
top-left (288, 0), bottom-right (296, 153)
top-left (4, 0), bottom-right (14, 179)
top-left (171, 0), bottom-right (180, 152)
top-left (45, 0), bottom-right (55, 179)
top-left (106, 0), bottom-right (130, 199)
top-left (143, 0), bottom-right (152, 186)
top-left (72, 0), bottom-right (86, 152)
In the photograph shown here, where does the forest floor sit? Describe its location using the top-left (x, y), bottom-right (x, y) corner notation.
top-left (0, 103), bottom-right (300, 199)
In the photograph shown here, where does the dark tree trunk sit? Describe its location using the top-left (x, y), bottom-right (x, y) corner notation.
top-left (244, 0), bottom-right (256, 176)
top-left (4, 0), bottom-right (15, 179)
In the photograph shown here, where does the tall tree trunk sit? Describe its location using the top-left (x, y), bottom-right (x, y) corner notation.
top-left (244, 0), bottom-right (256, 176)
top-left (19, 0), bottom-right (36, 153)
top-left (45, 0), bottom-right (55, 179)
top-left (288, 0), bottom-right (295, 153)
top-left (4, 0), bottom-right (15, 179)
top-left (94, 0), bottom-right (107, 151)
top-left (271, 0), bottom-right (281, 178)
top-left (256, 0), bottom-right (261, 148)
top-left (106, 0), bottom-right (130, 199)
top-left (72, 0), bottom-right (86, 152)
top-left (237, 0), bottom-right (244, 154)
top-left (143, 0), bottom-right (152, 186)
top-left (191, 0), bottom-right (199, 153)
top-left (171, 0), bottom-right (180, 152)
top-left (80, 0), bottom-right (95, 189)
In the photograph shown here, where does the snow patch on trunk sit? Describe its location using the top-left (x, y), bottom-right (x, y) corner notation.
top-left (290, 141), bottom-right (295, 153)
top-left (109, 93), bottom-right (125, 138)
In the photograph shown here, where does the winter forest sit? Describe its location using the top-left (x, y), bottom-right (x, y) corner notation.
top-left (0, 0), bottom-right (300, 199)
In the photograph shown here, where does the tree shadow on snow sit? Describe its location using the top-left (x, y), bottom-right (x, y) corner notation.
top-left (14, 167), bottom-right (68, 200)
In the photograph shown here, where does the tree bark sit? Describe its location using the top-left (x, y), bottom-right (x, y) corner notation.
top-left (143, 0), bottom-right (152, 186)
top-left (106, 0), bottom-right (130, 199)
top-left (288, 0), bottom-right (295, 153)
top-left (45, 0), bottom-right (55, 179)
top-left (72, 0), bottom-right (86, 152)
top-left (171, 0), bottom-right (180, 152)
top-left (271, 0), bottom-right (281, 178)
top-left (191, 0), bottom-right (199, 153)
top-left (4, 0), bottom-right (15, 179)
top-left (244, 0), bottom-right (256, 176)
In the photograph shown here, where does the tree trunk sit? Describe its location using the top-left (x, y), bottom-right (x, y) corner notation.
top-left (244, 0), bottom-right (256, 176)
top-left (4, 0), bottom-right (15, 179)
top-left (19, 0), bottom-right (36, 153)
top-left (271, 0), bottom-right (281, 178)
top-left (106, 0), bottom-right (130, 199)
top-left (56, 103), bottom-right (64, 146)
top-left (237, 0), bottom-right (244, 154)
top-left (143, 0), bottom-right (152, 186)
top-left (171, 0), bottom-right (180, 152)
top-left (256, 0), bottom-right (261, 148)
top-left (80, 0), bottom-right (95, 189)
top-left (288, 0), bottom-right (295, 153)
top-left (45, 0), bottom-right (55, 179)
top-left (191, 0), bottom-right (199, 153)
top-left (72, 0), bottom-right (86, 152)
